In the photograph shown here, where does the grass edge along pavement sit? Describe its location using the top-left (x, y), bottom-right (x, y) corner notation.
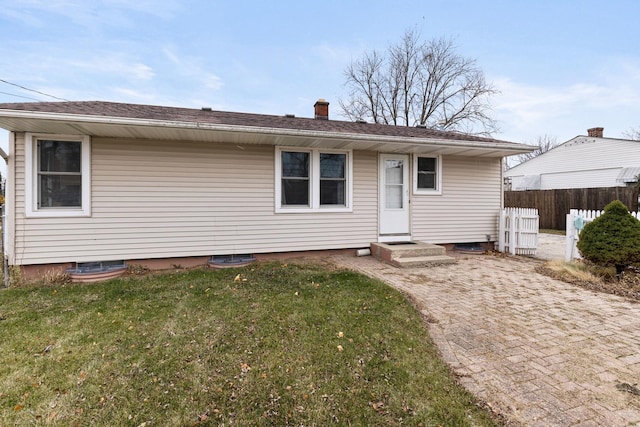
top-left (0, 261), bottom-right (500, 426)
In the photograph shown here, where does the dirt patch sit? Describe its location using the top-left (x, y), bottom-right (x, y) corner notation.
top-left (536, 264), bottom-right (640, 302)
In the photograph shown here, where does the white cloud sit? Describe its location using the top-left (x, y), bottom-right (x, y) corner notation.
top-left (0, 6), bottom-right (44, 27)
top-left (312, 43), bottom-right (354, 65)
top-left (162, 47), bottom-right (224, 92)
top-left (109, 87), bottom-right (156, 103)
top-left (492, 62), bottom-right (640, 142)
top-left (67, 55), bottom-right (155, 81)
top-left (0, 0), bottom-right (180, 29)
top-left (101, 0), bottom-right (181, 19)
top-left (130, 63), bottom-right (155, 80)
top-left (0, 1), bottom-right (99, 28)
top-left (203, 75), bottom-right (223, 91)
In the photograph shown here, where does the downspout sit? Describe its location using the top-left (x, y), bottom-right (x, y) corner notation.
top-left (498, 157), bottom-right (506, 251)
top-left (0, 145), bottom-right (8, 288)
top-left (500, 157), bottom-right (505, 210)
top-left (1, 204), bottom-right (6, 288)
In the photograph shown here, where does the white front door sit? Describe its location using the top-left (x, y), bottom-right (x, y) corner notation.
top-left (379, 154), bottom-right (410, 239)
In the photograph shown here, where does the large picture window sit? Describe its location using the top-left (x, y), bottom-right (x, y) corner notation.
top-left (26, 133), bottom-right (91, 217)
top-left (413, 155), bottom-right (442, 195)
top-left (276, 148), bottom-right (352, 212)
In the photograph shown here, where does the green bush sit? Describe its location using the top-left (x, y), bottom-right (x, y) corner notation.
top-left (577, 200), bottom-right (640, 274)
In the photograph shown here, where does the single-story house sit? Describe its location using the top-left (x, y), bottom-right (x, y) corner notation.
top-left (505, 128), bottom-right (640, 191)
top-left (0, 99), bottom-right (532, 278)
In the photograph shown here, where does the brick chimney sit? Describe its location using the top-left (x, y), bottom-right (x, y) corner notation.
top-left (587, 127), bottom-right (604, 137)
top-left (314, 99), bottom-right (329, 120)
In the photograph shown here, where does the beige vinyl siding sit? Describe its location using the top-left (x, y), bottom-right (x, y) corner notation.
top-left (11, 133), bottom-right (26, 265)
top-left (411, 156), bottom-right (501, 244)
top-left (13, 138), bottom-right (378, 265)
top-left (4, 132), bottom-right (18, 264)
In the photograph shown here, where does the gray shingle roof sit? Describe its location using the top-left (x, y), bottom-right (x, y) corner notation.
top-left (0, 100), bottom-right (515, 145)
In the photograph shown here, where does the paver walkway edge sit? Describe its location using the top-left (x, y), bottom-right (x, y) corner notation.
top-left (333, 254), bottom-right (640, 427)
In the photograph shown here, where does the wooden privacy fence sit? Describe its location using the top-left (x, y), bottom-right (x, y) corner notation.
top-left (498, 207), bottom-right (539, 256)
top-left (504, 187), bottom-right (639, 230)
top-left (565, 208), bottom-right (640, 261)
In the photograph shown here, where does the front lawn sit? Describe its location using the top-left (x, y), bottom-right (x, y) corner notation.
top-left (0, 262), bottom-right (498, 426)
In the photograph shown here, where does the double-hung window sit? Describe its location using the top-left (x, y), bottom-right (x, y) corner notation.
top-left (281, 151), bottom-right (310, 206)
top-left (413, 155), bottom-right (442, 195)
top-left (276, 147), bottom-right (352, 212)
top-left (25, 133), bottom-right (91, 217)
top-left (319, 153), bottom-right (346, 205)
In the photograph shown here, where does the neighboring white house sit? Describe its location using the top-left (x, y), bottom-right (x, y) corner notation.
top-left (0, 100), bottom-right (531, 277)
top-left (505, 128), bottom-right (640, 191)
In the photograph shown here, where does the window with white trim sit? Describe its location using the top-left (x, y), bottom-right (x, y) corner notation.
top-left (413, 155), bottom-right (442, 195)
top-left (276, 147), bottom-right (352, 212)
top-left (25, 133), bottom-right (91, 217)
top-left (319, 153), bottom-right (346, 205)
top-left (281, 151), bottom-right (310, 206)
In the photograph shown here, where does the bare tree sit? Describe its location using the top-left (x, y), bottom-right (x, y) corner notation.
top-left (339, 30), bottom-right (499, 135)
top-left (623, 127), bottom-right (640, 141)
top-left (510, 134), bottom-right (558, 167)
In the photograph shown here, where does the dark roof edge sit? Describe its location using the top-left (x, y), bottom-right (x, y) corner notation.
top-left (0, 107), bottom-right (534, 153)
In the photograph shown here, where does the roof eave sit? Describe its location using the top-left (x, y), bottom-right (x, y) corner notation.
top-left (0, 109), bottom-right (533, 157)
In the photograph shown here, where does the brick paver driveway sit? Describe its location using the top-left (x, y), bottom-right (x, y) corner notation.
top-left (333, 254), bottom-right (640, 426)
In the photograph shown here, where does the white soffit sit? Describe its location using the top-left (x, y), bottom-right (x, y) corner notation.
top-left (0, 112), bottom-right (532, 158)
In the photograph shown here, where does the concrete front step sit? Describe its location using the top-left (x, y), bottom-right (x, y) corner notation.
top-left (370, 241), bottom-right (457, 268)
top-left (389, 255), bottom-right (457, 268)
top-left (371, 241), bottom-right (447, 258)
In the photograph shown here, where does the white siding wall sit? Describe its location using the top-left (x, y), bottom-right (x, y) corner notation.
top-left (411, 156), bottom-right (501, 243)
top-left (506, 137), bottom-right (640, 190)
top-left (13, 138), bottom-right (378, 265)
top-left (510, 168), bottom-right (623, 190)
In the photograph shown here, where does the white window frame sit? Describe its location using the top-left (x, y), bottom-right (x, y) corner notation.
top-left (275, 147), bottom-right (353, 213)
top-left (25, 133), bottom-right (91, 217)
top-left (413, 154), bottom-right (442, 195)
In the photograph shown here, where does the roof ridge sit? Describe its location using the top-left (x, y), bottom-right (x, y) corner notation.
top-left (0, 100), bottom-right (517, 145)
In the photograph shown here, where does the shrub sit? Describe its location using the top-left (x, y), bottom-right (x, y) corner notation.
top-left (577, 200), bottom-right (640, 275)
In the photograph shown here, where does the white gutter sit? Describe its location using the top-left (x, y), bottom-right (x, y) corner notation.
top-left (0, 109), bottom-right (534, 155)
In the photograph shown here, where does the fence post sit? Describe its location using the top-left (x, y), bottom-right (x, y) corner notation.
top-left (565, 212), bottom-right (574, 262)
top-left (509, 209), bottom-right (517, 255)
top-left (498, 209), bottom-right (506, 253)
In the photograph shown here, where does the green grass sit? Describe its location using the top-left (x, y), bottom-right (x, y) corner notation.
top-left (0, 262), bottom-right (498, 426)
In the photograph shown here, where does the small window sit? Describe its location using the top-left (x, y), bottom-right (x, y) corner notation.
top-left (26, 133), bottom-right (91, 217)
top-left (275, 147), bottom-right (352, 213)
top-left (69, 260), bottom-right (126, 274)
top-left (413, 155), bottom-right (442, 195)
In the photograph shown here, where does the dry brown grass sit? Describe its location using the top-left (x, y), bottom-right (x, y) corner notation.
top-left (543, 260), bottom-right (605, 283)
top-left (537, 260), bottom-right (640, 301)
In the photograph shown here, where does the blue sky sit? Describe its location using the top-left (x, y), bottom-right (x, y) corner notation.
top-left (0, 0), bottom-right (639, 153)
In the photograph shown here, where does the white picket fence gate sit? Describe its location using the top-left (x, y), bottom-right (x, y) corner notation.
top-left (565, 208), bottom-right (640, 261)
top-left (498, 207), bottom-right (539, 255)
